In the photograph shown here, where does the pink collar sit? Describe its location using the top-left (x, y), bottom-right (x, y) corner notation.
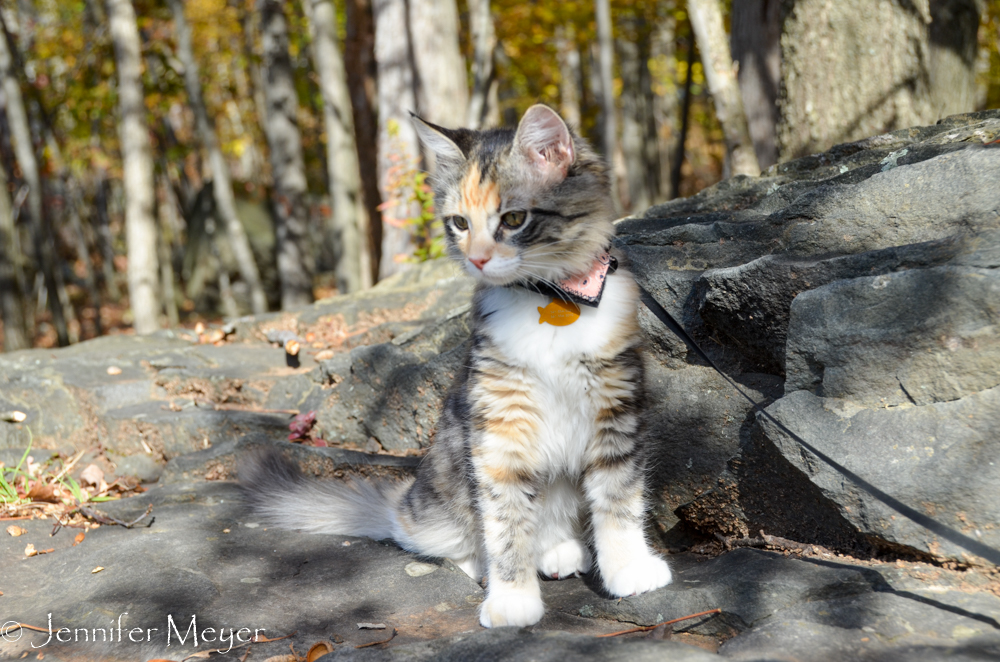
top-left (516, 251), bottom-right (617, 308)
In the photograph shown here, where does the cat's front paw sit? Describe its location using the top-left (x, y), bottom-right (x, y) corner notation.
top-left (538, 539), bottom-right (591, 579)
top-left (603, 553), bottom-right (672, 597)
top-left (479, 587), bottom-right (545, 628)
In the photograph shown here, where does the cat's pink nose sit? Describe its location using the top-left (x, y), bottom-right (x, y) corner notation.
top-left (470, 256), bottom-right (491, 270)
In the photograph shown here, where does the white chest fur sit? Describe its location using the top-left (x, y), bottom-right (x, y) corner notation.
top-left (477, 271), bottom-right (639, 475)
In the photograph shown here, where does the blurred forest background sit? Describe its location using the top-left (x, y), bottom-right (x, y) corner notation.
top-left (0, 0), bottom-right (998, 350)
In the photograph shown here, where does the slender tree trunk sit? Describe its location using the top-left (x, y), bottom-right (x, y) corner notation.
top-left (373, 0), bottom-right (421, 279)
top-left (302, 0), bottom-right (371, 293)
top-left (651, 15), bottom-right (677, 200)
top-left (344, 0), bottom-right (382, 284)
top-left (107, 0), bottom-right (160, 334)
top-left (618, 17), bottom-right (660, 212)
top-left (0, 154), bottom-right (27, 351)
top-left (94, 169), bottom-right (121, 299)
top-left (409, 0), bottom-right (468, 129)
top-left (257, 0), bottom-right (313, 309)
top-left (671, 28), bottom-right (695, 199)
top-left (170, 0), bottom-right (267, 314)
top-left (731, 0), bottom-right (780, 170)
top-left (687, 0), bottom-right (760, 178)
top-left (556, 24), bottom-right (582, 129)
top-left (466, 0), bottom-right (496, 129)
top-left (67, 181), bottom-right (103, 336)
top-left (594, 0), bottom-right (621, 213)
top-left (156, 175), bottom-right (181, 327)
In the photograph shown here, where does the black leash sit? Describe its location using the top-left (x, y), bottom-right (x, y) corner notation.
top-left (637, 285), bottom-right (1000, 566)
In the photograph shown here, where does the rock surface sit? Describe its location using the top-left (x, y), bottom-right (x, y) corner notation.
top-left (2, 110), bottom-right (1000, 660)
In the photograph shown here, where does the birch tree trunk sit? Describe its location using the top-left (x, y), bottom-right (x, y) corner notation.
top-left (302, 0), bottom-right (371, 293)
top-left (257, 0), bottom-right (314, 309)
top-left (651, 15), bottom-right (677, 199)
top-left (731, 0), bottom-right (780, 170)
top-left (106, 0), bottom-right (159, 334)
top-left (0, 15), bottom-right (71, 345)
top-left (0, 152), bottom-right (27, 351)
top-left (594, 0), bottom-right (621, 213)
top-left (466, 0), bottom-right (496, 129)
top-left (344, 0), bottom-right (382, 284)
top-left (409, 0), bottom-right (468, 129)
top-left (373, 0), bottom-right (421, 279)
top-left (170, 0), bottom-right (267, 314)
top-left (688, 0), bottom-right (760, 178)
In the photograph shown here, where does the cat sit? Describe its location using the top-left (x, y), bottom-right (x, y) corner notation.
top-left (239, 104), bottom-right (672, 628)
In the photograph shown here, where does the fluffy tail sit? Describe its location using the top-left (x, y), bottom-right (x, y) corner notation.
top-left (238, 447), bottom-right (411, 540)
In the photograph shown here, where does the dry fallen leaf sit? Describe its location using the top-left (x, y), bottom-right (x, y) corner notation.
top-left (91, 566), bottom-right (104, 574)
top-left (285, 339), bottom-right (300, 356)
top-left (24, 543), bottom-right (35, 557)
top-left (26, 483), bottom-right (61, 503)
top-left (205, 328), bottom-right (225, 343)
top-left (314, 350), bottom-right (335, 362)
top-left (0, 410), bottom-right (27, 423)
top-left (79, 464), bottom-right (106, 491)
top-left (6, 525), bottom-right (27, 537)
top-left (106, 366), bottom-right (122, 376)
top-left (195, 322), bottom-right (205, 334)
top-left (73, 532), bottom-right (85, 546)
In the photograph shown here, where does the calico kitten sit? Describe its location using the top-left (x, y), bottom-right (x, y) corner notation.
top-left (240, 105), bottom-right (672, 627)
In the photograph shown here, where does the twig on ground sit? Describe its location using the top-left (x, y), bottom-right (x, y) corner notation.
top-left (355, 628), bottom-right (396, 649)
top-left (77, 503), bottom-right (154, 528)
top-left (596, 609), bottom-right (722, 638)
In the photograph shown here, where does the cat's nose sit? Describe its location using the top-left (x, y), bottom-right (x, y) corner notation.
top-left (470, 256), bottom-right (491, 271)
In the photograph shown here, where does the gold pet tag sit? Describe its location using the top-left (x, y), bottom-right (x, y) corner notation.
top-left (538, 298), bottom-right (581, 326)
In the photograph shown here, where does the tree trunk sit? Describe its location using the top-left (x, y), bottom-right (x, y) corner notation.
top-left (778, 0), bottom-right (982, 160)
top-left (373, 0), bottom-right (421, 279)
top-left (409, 0), bottom-right (468, 129)
top-left (169, 0), bottom-right (268, 314)
top-left (466, 0), bottom-right (496, 129)
top-left (156, 175), bottom-right (181, 327)
top-left (257, 0), bottom-right (314, 309)
top-left (344, 0), bottom-right (383, 284)
top-left (107, 0), bottom-right (160, 334)
top-left (671, 28), bottom-right (695, 199)
top-left (730, 0), bottom-right (780, 170)
top-left (687, 0), bottom-right (760, 178)
top-left (556, 24), bottom-right (582, 130)
top-left (302, 0), bottom-right (371, 293)
top-left (618, 17), bottom-right (661, 212)
top-left (0, 152), bottom-right (27, 351)
top-left (651, 15), bottom-right (677, 200)
top-left (594, 0), bottom-right (622, 213)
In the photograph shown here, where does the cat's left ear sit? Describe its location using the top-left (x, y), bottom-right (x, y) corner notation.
top-left (515, 104), bottom-right (575, 184)
top-left (412, 114), bottom-right (466, 169)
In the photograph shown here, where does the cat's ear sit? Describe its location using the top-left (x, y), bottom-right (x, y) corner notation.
top-left (411, 114), bottom-right (466, 168)
top-left (515, 104), bottom-right (575, 183)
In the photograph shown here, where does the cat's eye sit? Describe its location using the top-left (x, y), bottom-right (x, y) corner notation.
top-left (501, 211), bottom-right (526, 229)
top-left (449, 216), bottom-right (469, 231)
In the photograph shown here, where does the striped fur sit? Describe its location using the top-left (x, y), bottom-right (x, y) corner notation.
top-left (240, 106), bottom-right (670, 628)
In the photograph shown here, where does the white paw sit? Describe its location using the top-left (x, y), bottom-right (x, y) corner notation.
top-left (603, 553), bottom-right (672, 598)
top-left (538, 539), bottom-right (591, 579)
top-left (479, 587), bottom-right (545, 628)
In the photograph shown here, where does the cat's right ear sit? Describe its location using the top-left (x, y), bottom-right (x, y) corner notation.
top-left (515, 104), bottom-right (575, 184)
top-left (412, 114), bottom-right (466, 169)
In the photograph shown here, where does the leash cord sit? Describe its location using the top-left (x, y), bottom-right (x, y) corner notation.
top-left (638, 286), bottom-right (1000, 565)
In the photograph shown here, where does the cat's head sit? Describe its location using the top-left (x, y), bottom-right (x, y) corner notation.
top-left (413, 105), bottom-right (615, 287)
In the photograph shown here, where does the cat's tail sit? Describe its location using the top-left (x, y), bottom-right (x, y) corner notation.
top-left (238, 447), bottom-right (412, 541)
